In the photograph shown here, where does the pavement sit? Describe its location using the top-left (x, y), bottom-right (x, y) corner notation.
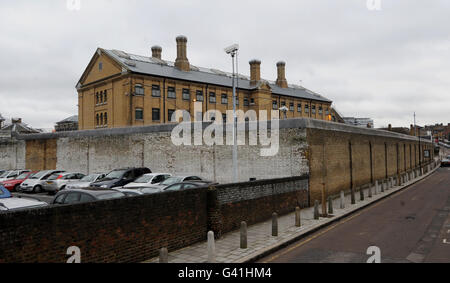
top-left (144, 161), bottom-right (443, 263)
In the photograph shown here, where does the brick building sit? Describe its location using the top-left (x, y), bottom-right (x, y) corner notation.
top-left (76, 36), bottom-right (333, 130)
top-left (55, 115), bottom-right (78, 132)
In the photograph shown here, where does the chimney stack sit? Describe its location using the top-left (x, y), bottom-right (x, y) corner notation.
top-left (276, 61), bottom-right (288, 88)
top-left (175, 35), bottom-right (190, 71)
top-left (249, 59), bottom-right (261, 85)
top-left (151, 45), bottom-right (162, 60)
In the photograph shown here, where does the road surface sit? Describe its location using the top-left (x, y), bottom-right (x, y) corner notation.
top-left (260, 167), bottom-right (450, 263)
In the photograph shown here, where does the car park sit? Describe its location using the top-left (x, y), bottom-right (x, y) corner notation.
top-left (0, 170), bottom-right (31, 182)
top-left (144, 175), bottom-right (204, 191)
top-left (1, 171), bottom-right (36, 192)
top-left (162, 181), bottom-right (213, 192)
top-left (91, 167), bottom-right (151, 189)
top-left (18, 170), bottom-right (66, 193)
top-left (43, 172), bottom-right (86, 194)
top-left (113, 187), bottom-right (147, 197)
top-left (52, 188), bottom-right (126, 205)
top-left (124, 173), bottom-right (172, 188)
top-left (65, 173), bottom-right (106, 190)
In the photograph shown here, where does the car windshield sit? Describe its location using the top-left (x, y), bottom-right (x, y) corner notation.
top-left (0, 171), bottom-right (10, 178)
top-left (48, 174), bottom-right (63, 181)
top-left (29, 171), bottom-right (48, 179)
top-left (133, 175), bottom-right (153, 183)
top-left (104, 170), bottom-right (126, 179)
top-left (96, 192), bottom-right (125, 200)
top-left (160, 177), bottom-right (183, 186)
top-left (80, 174), bottom-right (98, 182)
top-left (17, 172), bottom-right (31, 179)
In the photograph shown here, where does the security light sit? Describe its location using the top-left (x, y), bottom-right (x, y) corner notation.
top-left (224, 44), bottom-right (239, 54)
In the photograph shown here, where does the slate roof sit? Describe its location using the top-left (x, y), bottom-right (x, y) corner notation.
top-left (57, 115), bottom-right (78, 124)
top-left (97, 48), bottom-right (332, 103)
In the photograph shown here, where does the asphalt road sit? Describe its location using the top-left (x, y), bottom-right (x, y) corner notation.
top-left (260, 167), bottom-right (450, 263)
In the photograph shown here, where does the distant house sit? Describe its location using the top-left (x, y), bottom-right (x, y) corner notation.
top-left (343, 117), bottom-right (374, 128)
top-left (55, 115), bottom-right (78, 132)
top-left (0, 118), bottom-right (41, 136)
top-left (0, 113), bottom-right (5, 128)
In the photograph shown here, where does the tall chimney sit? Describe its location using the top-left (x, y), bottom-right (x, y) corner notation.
top-left (175, 35), bottom-right (190, 71)
top-left (276, 61), bottom-right (288, 88)
top-left (249, 59), bottom-right (261, 85)
top-left (151, 45), bottom-right (162, 60)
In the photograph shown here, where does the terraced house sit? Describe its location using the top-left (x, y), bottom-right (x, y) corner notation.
top-left (76, 36), bottom-right (334, 130)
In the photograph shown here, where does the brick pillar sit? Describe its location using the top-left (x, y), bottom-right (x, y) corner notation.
top-left (207, 186), bottom-right (223, 239)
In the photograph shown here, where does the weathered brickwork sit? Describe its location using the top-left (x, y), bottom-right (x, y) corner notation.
top-left (306, 127), bottom-right (434, 202)
top-left (0, 188), bottom-right (208, 263)
top-left (215, 176), bottom-right (309, 234)
top-left (25, 139), bottom-right (57, 171)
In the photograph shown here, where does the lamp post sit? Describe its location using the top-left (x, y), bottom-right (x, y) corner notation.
top-left (224, 44), bottom-right (239, 183)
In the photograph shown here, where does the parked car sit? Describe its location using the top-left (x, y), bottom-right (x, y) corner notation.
top-left (91, 167), bottom-right (151, 189)
top-left (18, 170), bottom-right (66, 193)
top-left (123, 173), bottom-right (172, 188)
top-left (144, 175), bottom-right (204, 191)
top-left (43, 172), bottom-right (86, 194)
top-left (1, 171), bottom-right (36, 192)
top-left (52, 188), bottom-right (126, 205)
top-left (442, 156), bottom-right (450, 167)
top-left (113, 187), bottom-right (147, 197)
top-left (163, 181), bottom-right (213, 192)
top-left (0, 186), bottom-right (48, 212)
top-left (65, 173), bottom-right (106, 190)
top-left (0, 170), bottom-right (31, 182)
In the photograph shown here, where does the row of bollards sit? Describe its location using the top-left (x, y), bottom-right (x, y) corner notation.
top-left (158, 162), bottom-right (439, 263)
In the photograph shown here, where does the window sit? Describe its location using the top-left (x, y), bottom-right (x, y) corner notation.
top-left (99, 91), bottom-right (103, 104)
top-left (80, 194), bottom-right (95, 203)
top-left (297, 103), bottom-right (302, 113)
top-left (289, 103), bottom-right (294, 112)
top-left (96, 114), bottom-right (99, 125)
top-left (325, 108), bottom-right (330, 115)
top-left (305, 105), bottom-right (309, 113)
top-left (272, 100), bottom-right (278, 110)
top-left (95, 93), bottom-right (99, 104)
top-left (152, 108), bottom-right (160, 121)
top-left (135, 108), bottom-right (143, 120)
top-left (100, 113), bottom-right (103, 125)
top-left (104, 112), bottom-right (108, 125)
top-left (221, 94), bottom-right (228, 105)
top-left (99, 62), bottom-right (103, 71)
top-left (152, 85), bottom-right (161, 97)
top-left (135, 84), bottom-right (145, 96)
top-left (250, 98), bottom-right (255, 105)
top-left (222, 113), bottom-right (227, 123)
top-left (209, 92), bottom-right (216, 103)
top-left (196, 90), bottom-right (204, 102)
top-left (104, 90), bottom-right (107, 103)
top-left (312, 105), bottom-right (316, 114)
top-left (167, 87), bottom-right (176, 99)
top-left (244, 97), bottom-right (249, 106)
top-left (182, 88), bottom-right (190, 100)
top-left (281, 101), bottom-right (286, 107)
top-left (168, 109), bottom-right (175, 122)
top-left (319, 106), bottom-right (323, 114)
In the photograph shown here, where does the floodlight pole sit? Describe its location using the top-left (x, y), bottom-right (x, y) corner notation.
top-left (230, 50), bottom-right (238, 183)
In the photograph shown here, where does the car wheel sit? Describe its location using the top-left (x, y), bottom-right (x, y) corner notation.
top-left (13, 184), bottom-right (20, 192)
top-left (33, 185), bottom-right (42, 194)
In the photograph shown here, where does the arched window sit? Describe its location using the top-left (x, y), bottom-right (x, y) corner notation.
top-left (104, 112), bottom-right (108, 125)
top-left (104, 90), bottom-right (107, 103)
top-left (100, 113), bottom-right (103, 125)
top-left (96, 114), bottom-right (99, 126)
top-left (99, 91), bottom-right (103, 104)
top-left (96, 93), bottom-right (99, 104)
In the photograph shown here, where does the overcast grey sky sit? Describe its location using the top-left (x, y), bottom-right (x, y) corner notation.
top-left (0, 0), bottom-right (449, 129)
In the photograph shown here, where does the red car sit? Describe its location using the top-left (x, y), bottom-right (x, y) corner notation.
top-left (1, 171), bottom-right (36, 192)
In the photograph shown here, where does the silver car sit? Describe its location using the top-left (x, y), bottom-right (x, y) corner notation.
top-left (0, 197), bottom-right (48, 212)
top-left (43, 172), bottom-right (86, 194)
top-left (0, 170), bottom-right (30, 182)
top-left (65, 173), bottom-right (106, 190)
top-left (143, 175), bottom-right (204, 191)
top-left (18, 170), bottom-right (65, 193)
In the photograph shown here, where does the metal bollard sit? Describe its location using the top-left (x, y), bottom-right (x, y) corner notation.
top-left (314, 200), bottom-right (320, 220)
top-left (240, 221), bottom-right (247, 249)
top-left (159, 248), bottom-right (168, 263)
top-left (381, 181), bottom-right (385, 192)
top-left (207, 231), bottom-right (216, 263)
top-left (340, 191), bottom-right (345, 209)
top-left (368, 185), bottom-right (373, 198)
top-left (375, 180), bottom-right (379, 195)
top-left (328, 196), bottom-right (334, 215)
top-left (272, 213), bottom-right (278, 237)
top-left (295, 207), bottom-right (301, 227)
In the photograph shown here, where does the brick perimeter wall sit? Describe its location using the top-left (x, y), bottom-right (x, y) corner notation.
top-left (215, 176), bottom-right (309, 234)
top-left (0, 188), bottom-right (208, 263)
